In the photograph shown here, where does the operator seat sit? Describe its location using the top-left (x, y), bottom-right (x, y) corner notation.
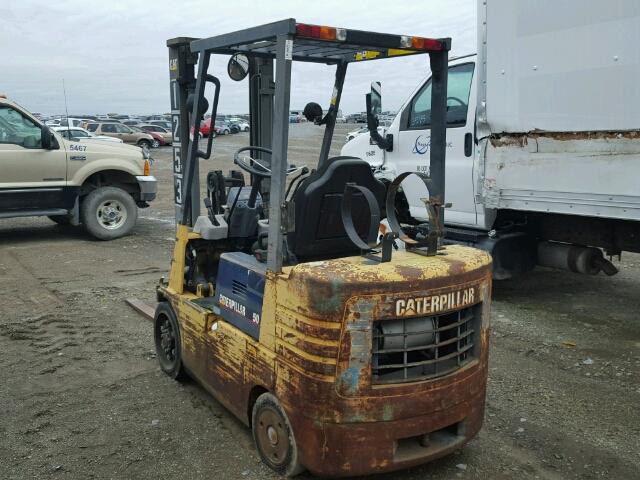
top-left (290, 156), bottom-right (386, 259)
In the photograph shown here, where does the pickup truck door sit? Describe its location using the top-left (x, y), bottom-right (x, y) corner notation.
top-left (0, 106), bottom-right (69, 213)
top-left (390, 62), bottom-right (477, 226)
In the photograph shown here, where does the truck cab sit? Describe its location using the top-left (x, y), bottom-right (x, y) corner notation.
top-left (0, 95), bottom-right (157, 240)
top-left (342, 55), bottom-right (481, 228)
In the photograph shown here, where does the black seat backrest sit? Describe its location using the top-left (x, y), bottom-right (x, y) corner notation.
top-left (291, 156), bottom-right (386, 259)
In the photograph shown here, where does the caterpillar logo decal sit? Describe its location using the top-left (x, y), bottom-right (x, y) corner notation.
top-left (395, 286), bottom-right (476, 316)
top-left (218, 294), bottom-right (246, 316)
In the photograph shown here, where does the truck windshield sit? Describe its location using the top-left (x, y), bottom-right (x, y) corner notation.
top-left (408, 62), bottom-right (474, 129)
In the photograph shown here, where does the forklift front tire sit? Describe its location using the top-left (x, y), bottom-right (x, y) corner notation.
top-left (252, 393), bottom-right (304, 477)
top-left (154, 302), bottom-right (187, 381)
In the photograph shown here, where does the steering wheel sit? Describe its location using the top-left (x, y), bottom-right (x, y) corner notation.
top-left (233, 146), bottom-right (304, 177)
top-left (447, 96), bottom-right (466, 107)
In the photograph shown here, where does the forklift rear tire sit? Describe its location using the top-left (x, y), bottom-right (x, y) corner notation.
top-left (154, 302), bottom-right (187, 381)
top-left (252, 393), bottom-right (304, 477)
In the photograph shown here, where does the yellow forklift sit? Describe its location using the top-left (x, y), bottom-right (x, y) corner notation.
top-left (157, 19), bottom-right (492, 477)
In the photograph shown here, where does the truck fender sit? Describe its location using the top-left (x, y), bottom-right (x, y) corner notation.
top-left (70, 158), bottom-right (142, 187)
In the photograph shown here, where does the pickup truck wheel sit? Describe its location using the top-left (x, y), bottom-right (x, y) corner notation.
top-left (48, 215), bottom-right (71, 225)
top-left (81, 186), bottom-right (137, 240)
top-left (137, 139), bottom-right (151, 149)
top-left (252, 393), bottom-right (304, 477)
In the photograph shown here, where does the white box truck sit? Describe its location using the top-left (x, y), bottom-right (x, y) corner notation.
top-left (342, 0), bottom-right (640, 278)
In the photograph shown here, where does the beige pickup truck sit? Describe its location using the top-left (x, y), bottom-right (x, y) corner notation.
top-left (0, 95), bottom-right (157, 240)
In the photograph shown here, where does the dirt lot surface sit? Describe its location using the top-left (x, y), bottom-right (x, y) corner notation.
top-left (1, 123), bottom-right (639, 480)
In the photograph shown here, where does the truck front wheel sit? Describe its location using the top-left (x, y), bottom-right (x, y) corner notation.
top-left (81, 186), bottom-right (137, 240)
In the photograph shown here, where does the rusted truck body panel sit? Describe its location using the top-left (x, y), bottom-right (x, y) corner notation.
top-left (479, 131), bottom-right (640, 224)
top-left (159, 238), bottom-right (492, 477)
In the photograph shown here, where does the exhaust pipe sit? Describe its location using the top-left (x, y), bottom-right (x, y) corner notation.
top-left (537, 241), bottom-right (618, 276)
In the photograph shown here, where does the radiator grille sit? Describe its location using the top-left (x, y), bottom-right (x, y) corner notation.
top-left (372, 305), bottom-right (480, 384)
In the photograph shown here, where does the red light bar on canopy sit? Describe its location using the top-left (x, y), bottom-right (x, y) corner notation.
top-left (400, 35), bottom-right (443, 51)
top-left (296, 23), bottom-right (347, 41)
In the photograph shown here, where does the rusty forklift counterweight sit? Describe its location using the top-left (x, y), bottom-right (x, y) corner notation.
top-left (156, 18), bottom-right (492, 477)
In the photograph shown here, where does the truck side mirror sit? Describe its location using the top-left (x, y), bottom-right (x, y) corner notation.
top-left (40, 126), bottom-right (57, 150)
top-left (366, 82), bottom-right (393, 152)
top-left (367, 81), bottom-right (382, 126)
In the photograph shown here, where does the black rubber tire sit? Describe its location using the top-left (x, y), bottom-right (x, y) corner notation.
top-left (252, 393), bottom-right (304, 477)
top-left (137, 139), bottom-right (151, 149)
top-left (154, 302), bottom-right (187, 381)
top-left (80, 186), bottom-right (137, 240)
top-left (48, 215), bottom-right (72, 225)
top-left (151, 139), bottom-right (160, 148)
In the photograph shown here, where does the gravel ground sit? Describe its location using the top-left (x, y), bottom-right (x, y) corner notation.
top-left (1, 123), bottom-right (639, 479)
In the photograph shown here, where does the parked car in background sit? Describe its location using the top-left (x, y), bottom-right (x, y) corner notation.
top-left (217, 121), bottom-right (234, 134)
top-left (52, 126), bottom-right (124, 143)
top-left (227, 122), bottom-right (240, 134)
top-left (344, 125), bottom-right (385, 143)
top-left (199, 118), bottom-right (213, 137)
top-left (129, 125), bottom-right (165, 148)
top-left (122, 119), bottom-right (140, 126)
top-left (138, 124), bottom-right (172, 145)
top-left (289, 114), bottom-right (300, 123)
top-left (228, 117), bottom-right (250, 132)
top-left (201, 118), bottom-right (232, 136)
top-left (346, 113), bottom-right (366, 123)
top-left (85, 121), bottom-right (155, 149)
top-left (58, 117), bottom-right (84, 128)
top-left (148, 120), bottom-right (172, 130)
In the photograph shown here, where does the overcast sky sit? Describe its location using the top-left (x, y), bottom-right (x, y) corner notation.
top-left (1, 0), bottom-right (476, 116)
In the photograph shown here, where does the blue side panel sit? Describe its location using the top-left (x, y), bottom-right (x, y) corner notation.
top-left (214, 252), bottom-right (266, 340)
